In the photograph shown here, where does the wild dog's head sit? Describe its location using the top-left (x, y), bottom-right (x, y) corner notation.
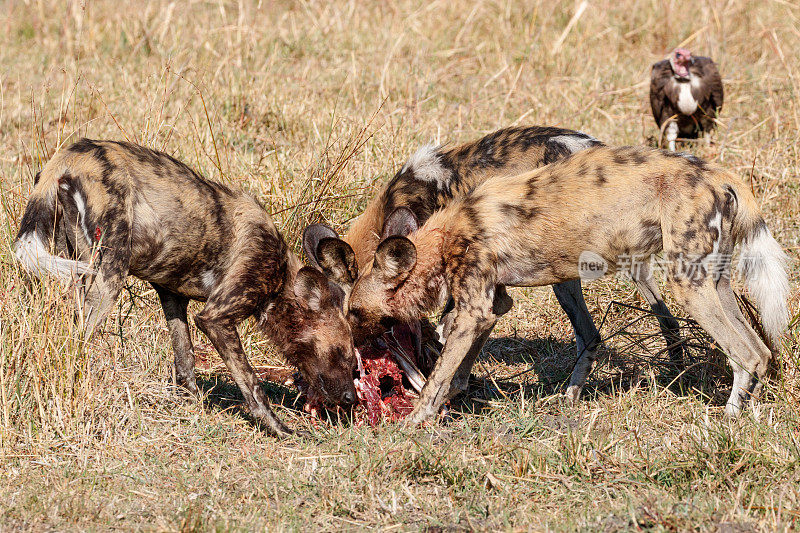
top-left (341, 208), bottom-right (422, 345)
top-left (284, 266), bottom-right (358, 406)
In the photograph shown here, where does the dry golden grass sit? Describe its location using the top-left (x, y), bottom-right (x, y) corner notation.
top-left (1, 0), bottom-right (799, 530)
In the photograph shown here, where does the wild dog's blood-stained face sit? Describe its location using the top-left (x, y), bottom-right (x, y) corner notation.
top-left (286, 267), bottom-right (358, 406)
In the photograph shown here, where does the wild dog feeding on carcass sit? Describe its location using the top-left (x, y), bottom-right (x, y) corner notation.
top-left (13, 139), bottom-right (357, 437)
top-left (346, 145), bottom-right (789, 423)
top-left (304, 126), bottom-right (685, 406)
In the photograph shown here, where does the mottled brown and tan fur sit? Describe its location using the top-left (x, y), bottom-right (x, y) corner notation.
top-left (340, 127), bottom-right (600, 268)
top-left (347, 145), bottom-right (789, 423)
top-left (13, 139), bottom-right (357, 437)
top-left (306, 126), bottom-right (684, 400)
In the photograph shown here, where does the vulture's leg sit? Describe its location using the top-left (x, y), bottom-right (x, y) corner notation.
top-left (666, 121), bottom-right (678, 151)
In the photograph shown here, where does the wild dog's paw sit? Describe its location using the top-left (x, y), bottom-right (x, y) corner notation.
top-left (404, 404), bottom-right (439, 427)
top-left (564, 385), bottom-right (582, 406)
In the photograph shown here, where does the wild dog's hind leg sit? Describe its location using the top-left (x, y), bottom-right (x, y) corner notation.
top-left (407, 284), bottom-right (497, 425)
top-left (669, 278), bottom-right (770, 417)
top-left (79, 274), bottom-right (125, 338)
top-left (632, 264), bottom-right (683, 365)
top-left (153, 284), bottom-right (197, 395)
top-left (715, 276), bottom-right (773, 403)
top-left (77, 244), bottom-right (130, 340)
top-left (194, 278), bottom-right (291, 437)
top-left (552, 280), bottom-right (602, 404)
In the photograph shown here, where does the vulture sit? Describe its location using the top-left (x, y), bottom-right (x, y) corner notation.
top-left (650, 48), bottom-right (723, 151)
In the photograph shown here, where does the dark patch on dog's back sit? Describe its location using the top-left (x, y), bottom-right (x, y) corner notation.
top-left (663, 150), bottom-right (708, 170)
top-left (595, 165), bottom-right (607, 185)
top-left (68, 138), bottom-right (102, 154)
top-left (471, 130), bottom-right (512, 169)
top-left (501, 202), bottom-right (540, 221)
top-left (630, 149), bottom-right (649, 165)
top-left (543, 139), bottom-right (573, 165)
top-left (610, 146), bottom-right (650, 166)
top-left (382, 170), bottom-right (440, 227)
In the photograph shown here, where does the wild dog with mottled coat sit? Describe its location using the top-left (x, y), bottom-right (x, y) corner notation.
top-left (13, 139), bottom-right (357, 437)
top-left (305, 126), bottom-right (683, 402)
top-left (346, 145), bottom-right (789, 423)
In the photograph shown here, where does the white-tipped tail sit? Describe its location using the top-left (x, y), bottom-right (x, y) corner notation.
top-left (14, 232), bottom-right (92, 283)
top-left (738, 226), bottom-right (790, 345)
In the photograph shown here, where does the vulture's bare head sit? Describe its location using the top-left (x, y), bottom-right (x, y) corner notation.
top-left (669, 48), bottom-right (693, 79)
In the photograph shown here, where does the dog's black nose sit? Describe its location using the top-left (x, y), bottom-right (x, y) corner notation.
top-left (342, 390), bottom-right (356, 405)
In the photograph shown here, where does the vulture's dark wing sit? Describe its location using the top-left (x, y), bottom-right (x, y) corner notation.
top-left (694, 56), bottom-right (724, 115)
top-left (649, 60), bottom-right (673, 128)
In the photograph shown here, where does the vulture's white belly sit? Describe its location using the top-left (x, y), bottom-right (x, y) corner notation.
top-left (676, 82), bottom-right (698, 115)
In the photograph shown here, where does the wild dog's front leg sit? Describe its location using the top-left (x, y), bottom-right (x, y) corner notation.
top-left (552, 280), bottom-right (602, 404)
top-left (194, 310), bottom-right (291, 437)
top-left (447, 285), bottom-right (510, 397)
top-left (406, 313), bottom-right (492, 425)
top-left (153, 284), bottom-right (197, 395)
top-left (407, 293), bottom-right (497, 425)
top-left (446, 324), bottom-right (496, 401)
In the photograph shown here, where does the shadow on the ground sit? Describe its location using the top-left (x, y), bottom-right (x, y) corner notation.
top-left (194, 373), bottom-right (311, 428)
top-left (450, 319), bottom-right (733, 418)
top-left (191, 312), bottom-right (735, 430)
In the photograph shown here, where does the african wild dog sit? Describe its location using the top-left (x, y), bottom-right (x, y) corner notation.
top-left (304, 126), bottom-right (684, 402)
top-left (345, 145), bottom-right (789, 423)
top-left (13, 139), bottom-right (357, 437)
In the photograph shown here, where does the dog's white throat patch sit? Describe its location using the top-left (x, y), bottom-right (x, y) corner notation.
top-left (72, 191), bottom-right (93, 245)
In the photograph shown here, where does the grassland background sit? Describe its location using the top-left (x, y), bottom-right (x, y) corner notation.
top-left (1, 0), bottom-right (799, 530)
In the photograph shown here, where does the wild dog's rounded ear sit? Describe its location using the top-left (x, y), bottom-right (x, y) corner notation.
top-left (317, 237), bottom-right (358, 285)
top-left (303, 224), bottom-right (338, 270)
top-left (293, 266), bottom-right (332, 312)
top-left (374, 236), bottom-right (417, 284)
top-left (381, 207), bottom-right (419, 239)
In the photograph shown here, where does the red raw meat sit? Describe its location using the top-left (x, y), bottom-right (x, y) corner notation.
top-left (355, 345), bottom-right (415, 426)
top-left (297, 322), bottom-right (439, 426)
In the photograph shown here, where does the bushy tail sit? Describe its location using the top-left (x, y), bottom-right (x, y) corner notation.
top-left (730, 181), bottom-right (791, 346)
top-left (13, 180), bottom-right (91, 283)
